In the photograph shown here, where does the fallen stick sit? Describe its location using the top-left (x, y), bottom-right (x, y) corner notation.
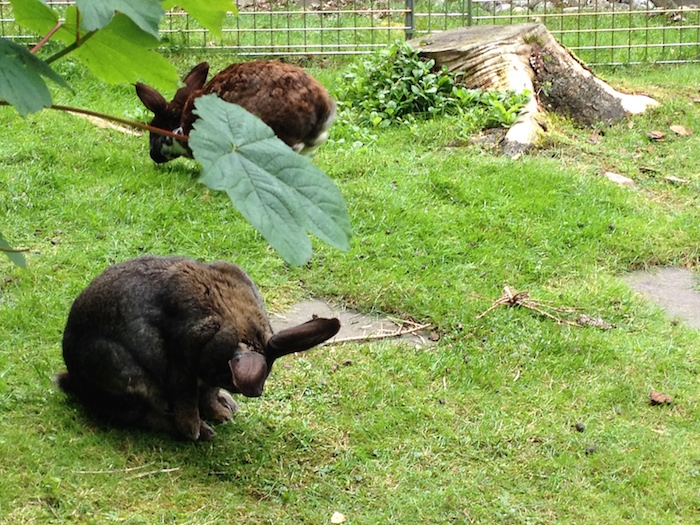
top-left (128, 467), bottom-right (181, 480)
top-left (75, 465), bottom-right (149, 475)
top-left (475, 285), bottom-right (581, 327)
top-left (323, 322), bottom-right (432, 346)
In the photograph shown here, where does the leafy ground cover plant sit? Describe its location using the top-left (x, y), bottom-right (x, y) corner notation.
top-left (0, 58), bottom-right (699, 523)
top-left (336, 41), bottom-right (530, 129)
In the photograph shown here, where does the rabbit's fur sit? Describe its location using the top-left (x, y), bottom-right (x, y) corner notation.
top-left (136, 60), bottom-right (337, 163)
top-left (56, 256), bottom-right (340, 441)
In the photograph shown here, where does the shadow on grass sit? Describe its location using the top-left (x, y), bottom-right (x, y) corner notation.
top-left (152, 159), bottom-right (202, 180)
top-left (50, 392), bottom-right (303, 483)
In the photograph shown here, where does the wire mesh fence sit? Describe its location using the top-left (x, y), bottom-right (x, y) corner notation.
top-left (2, 0), bottom-right (699, 64)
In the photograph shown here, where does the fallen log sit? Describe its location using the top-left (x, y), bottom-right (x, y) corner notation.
top-left (408, 23), bottom-right (659, 156)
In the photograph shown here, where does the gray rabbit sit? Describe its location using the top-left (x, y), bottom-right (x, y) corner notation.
top-left (56, 256), bottom-right (340, 441)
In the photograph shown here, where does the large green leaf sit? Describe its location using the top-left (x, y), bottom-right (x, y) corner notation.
top-left (190, 95), bottom-right (352, 266)
top-left (76, 0), bottom-right (164, 39)
top-left (162, 0), bottom-right (236, 38)
top-left (9, 0), bottom-right (58, 35)
top-left (67, 9), bottom-right (178, 90)
top-left (0, 39), bottom-right (69, 115)
top-left (0, 232), bottom-right (27, 268)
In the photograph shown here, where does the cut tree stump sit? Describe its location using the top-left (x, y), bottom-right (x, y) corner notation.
top-left (408, 23), bottom-right (659, 156)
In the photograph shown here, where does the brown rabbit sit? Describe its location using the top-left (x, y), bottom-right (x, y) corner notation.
top-left (56, 256), bottom-right (340, 441)
top-left (135, 61), bottom-right (337, 163)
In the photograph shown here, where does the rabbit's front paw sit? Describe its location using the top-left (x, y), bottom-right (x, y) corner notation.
top-left (200, 387), bottom-right (238, 423)
top-left (217, 390), bottom-right (239, 418)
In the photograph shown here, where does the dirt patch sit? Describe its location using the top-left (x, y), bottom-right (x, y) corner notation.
top-left (269, 299), bottom-right (433, 347)
top-left (623, 267), bottom-right (700, 329)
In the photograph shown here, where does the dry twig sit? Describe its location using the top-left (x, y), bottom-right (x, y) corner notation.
top-left (475, 285), bottom-right (582, 327)
top-left (128, 467), bottom-right (180, 480)
top-left (74, 465), bottom-right (181, 479)
top-left (323, 321), bottom-right (432, 346)
top-left (75, 465), bottom-right (149, 475)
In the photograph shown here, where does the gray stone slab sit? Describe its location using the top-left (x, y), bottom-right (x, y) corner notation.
top-left (269, 299), bottom-right (432, 347)
top-left (623, 267), bottom-right (700, 328)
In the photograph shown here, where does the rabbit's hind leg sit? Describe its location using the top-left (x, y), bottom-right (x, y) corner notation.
top-left (199, 385), bottom-right (238, 423)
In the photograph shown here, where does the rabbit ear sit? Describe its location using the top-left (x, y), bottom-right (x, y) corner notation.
top-left (171, 62), bottom-right (209, 109)
top-left (267, 318), bottom-right (340, 361)
top-left (183, 62), bottom-right (209, 89)
top-left (229, 352), bottom-right (268, 398)
top-left (135, 83), bottom-right (167, 114)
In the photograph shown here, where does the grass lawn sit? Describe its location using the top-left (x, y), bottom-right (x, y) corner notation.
top-left (0, 55), bottom-right (699, 523)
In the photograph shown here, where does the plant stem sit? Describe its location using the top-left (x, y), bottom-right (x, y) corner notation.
top-left (0, 101), bottom-right (189, 140)
top-left (49, 104), bottom-right (190, 140)
top-left (31, 22), bottom-right (64, 55)
top-left (45, 30), bottom-right (97, 65)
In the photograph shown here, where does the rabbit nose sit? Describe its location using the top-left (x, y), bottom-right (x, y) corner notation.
top-left (150, 149), bottom-right (169, 164)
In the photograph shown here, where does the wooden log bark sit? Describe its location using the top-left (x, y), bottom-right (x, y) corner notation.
top-left (408, 23), bottom-right (659, 156)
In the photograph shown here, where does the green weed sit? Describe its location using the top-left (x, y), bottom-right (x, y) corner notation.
top-left (334, 41), bottom-right (530, 146)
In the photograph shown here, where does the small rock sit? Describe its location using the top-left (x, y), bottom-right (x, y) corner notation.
top-left (428, 332), bottom-right (441, 342)
top-left (575, 422), bottom-right (586, 433)
top-left (604, 171), bottom-right (635, 188)
top-left (646, 130), bottom-right (666, 141)
top-left (664, 175), bottom-right (689, 185)
top-left (331, 511), bottom-right (346, 524)
top-left (577, 314), bottom-right (615, 330)
top-left (670, 125), bottom-right (693, 136)
top-left (585, 445), bottom-right (597, 455)
top-left (649, 389), bottom-right (673, 406)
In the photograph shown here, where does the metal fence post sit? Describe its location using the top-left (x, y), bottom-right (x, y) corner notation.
top-left (405, 0), bottom-right (415, 40)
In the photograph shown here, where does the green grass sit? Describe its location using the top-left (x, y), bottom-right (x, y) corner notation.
top-left (1, 56), bottom-right (700, 523)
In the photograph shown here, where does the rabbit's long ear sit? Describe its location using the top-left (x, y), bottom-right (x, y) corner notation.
top-left (171, 62), bottom-right (209, 109)
top-left (135, 83), bottom-right (167, 114)
top-left (183, 62), bottom-right (209, 89)
top-left (229, 352), bottom-right (267, 398)
top-left (267, 318), bottom-right (340, 361)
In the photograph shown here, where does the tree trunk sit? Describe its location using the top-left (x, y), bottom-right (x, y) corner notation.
top-left (408, 23), bottom-right (659, 156)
